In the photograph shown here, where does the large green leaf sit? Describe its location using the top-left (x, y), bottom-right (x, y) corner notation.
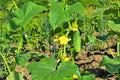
top-left (49, 1), bottom-right (65, 30)
top-left (49, 1), bottom-right (84, 30)
top-left (11, 2), bottom-right (47, 30)
top-left (27, 57), bottom-right (81, 80)
top-left (27, 58), bottom-right (57, 80)
top-left (99, 56), bottom-right (120, 73)
top-left (65, 2), bottom-right (85, 18)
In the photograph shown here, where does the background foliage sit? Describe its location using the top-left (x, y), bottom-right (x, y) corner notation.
top-left (0, 0), bottom-right (120, 80)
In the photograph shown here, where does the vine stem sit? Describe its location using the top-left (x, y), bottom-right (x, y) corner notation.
top-left (0, 52), bottom-right (11, 74)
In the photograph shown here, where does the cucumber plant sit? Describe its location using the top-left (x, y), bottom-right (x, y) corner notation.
top-left (0, 0), bottom-right (120, 80)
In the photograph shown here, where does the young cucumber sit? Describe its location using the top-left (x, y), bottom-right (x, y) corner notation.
top-left (73, 30), bottom-right (81, 52)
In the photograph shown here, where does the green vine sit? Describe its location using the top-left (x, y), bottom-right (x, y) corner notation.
top-left (0, 52), bottom-right (11, 74)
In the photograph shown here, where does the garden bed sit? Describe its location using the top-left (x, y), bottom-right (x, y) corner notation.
top-left (0, 0), bottom-right (120, 80)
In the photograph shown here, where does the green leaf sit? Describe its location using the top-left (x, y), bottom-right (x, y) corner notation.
top-left (16, 53), bottom-right (31, 66)
top-left (0, 71), bottom-right (5, 77)
top-left (87, 35), bottom-right (96, 43)
top-left (81, 74), bottom-right (95, 80)
top-left (99, 56), bottom-right (120, 73)
top-left (66, 2), bottom-right (85, 18)
top-left (27, 58), bottom-right (81, 80)
top-left (6, 71), bottom-right (24, 80)
top-left (58, 62), bottom-right (81, 77)
top-left (11, 2), bottom-right (47, 30)
top-left (49, 1), bottom-right (84, 30)
top-left (62, 77), bottom-right (74, 80)
top-left (27, 58), bottom-right (57, 80)
top-left (81, 0), bottom-right (102, 7)
top-left (16, 53), bottom-right (42, 66)
top-left (108, 20), bottom-right (120, 33)
top-left (0, 0), bottom-right (9, 7)
top-left (106, 64), bottom-right (120, 73)
top-left (99, 56), bottom-right (120, 66)
top-left (49, 1), bottom-right (65, 30)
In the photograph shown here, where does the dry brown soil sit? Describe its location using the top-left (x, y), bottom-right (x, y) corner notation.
top-left (75, 48), bottom-right (118, 80)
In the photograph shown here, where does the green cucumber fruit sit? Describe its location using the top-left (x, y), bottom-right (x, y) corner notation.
top-left (73, 30), bottom-right (81, 52)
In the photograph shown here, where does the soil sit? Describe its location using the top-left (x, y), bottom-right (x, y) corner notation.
top-left (75, 47), bottom-right (118, 80)
top-left (74, 34), bottom-right (118, 80)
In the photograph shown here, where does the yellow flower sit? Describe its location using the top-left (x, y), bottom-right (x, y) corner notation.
top-left (72, 74), bottom-right (78, 79)
top-left (58, 35), bottom-right (69, 45)
top-left (63, 57), bottom-right (70, 62)
top-left (72, 22), bottom-right (78, 31)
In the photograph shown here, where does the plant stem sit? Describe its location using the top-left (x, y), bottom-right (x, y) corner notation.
top-left (0, 52), bottom-right (11, 74)
top-left (66, 30), bottom-right (70, 36)
top-left (64, 44), bottom-right (66, 56)
top-left (117, 42), bottom-right (120, 56)
top-left (83, 17), bottom-right (86, 41)
top-left (107, 42), bottom-right (115, 58)
top-left (12, 0), bottom-right (18, 9)
top-left (109, 48), bottom-right (115, 58)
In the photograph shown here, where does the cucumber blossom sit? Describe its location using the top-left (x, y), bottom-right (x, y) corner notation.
top-left (73, 30), bottom-right (81, 52)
